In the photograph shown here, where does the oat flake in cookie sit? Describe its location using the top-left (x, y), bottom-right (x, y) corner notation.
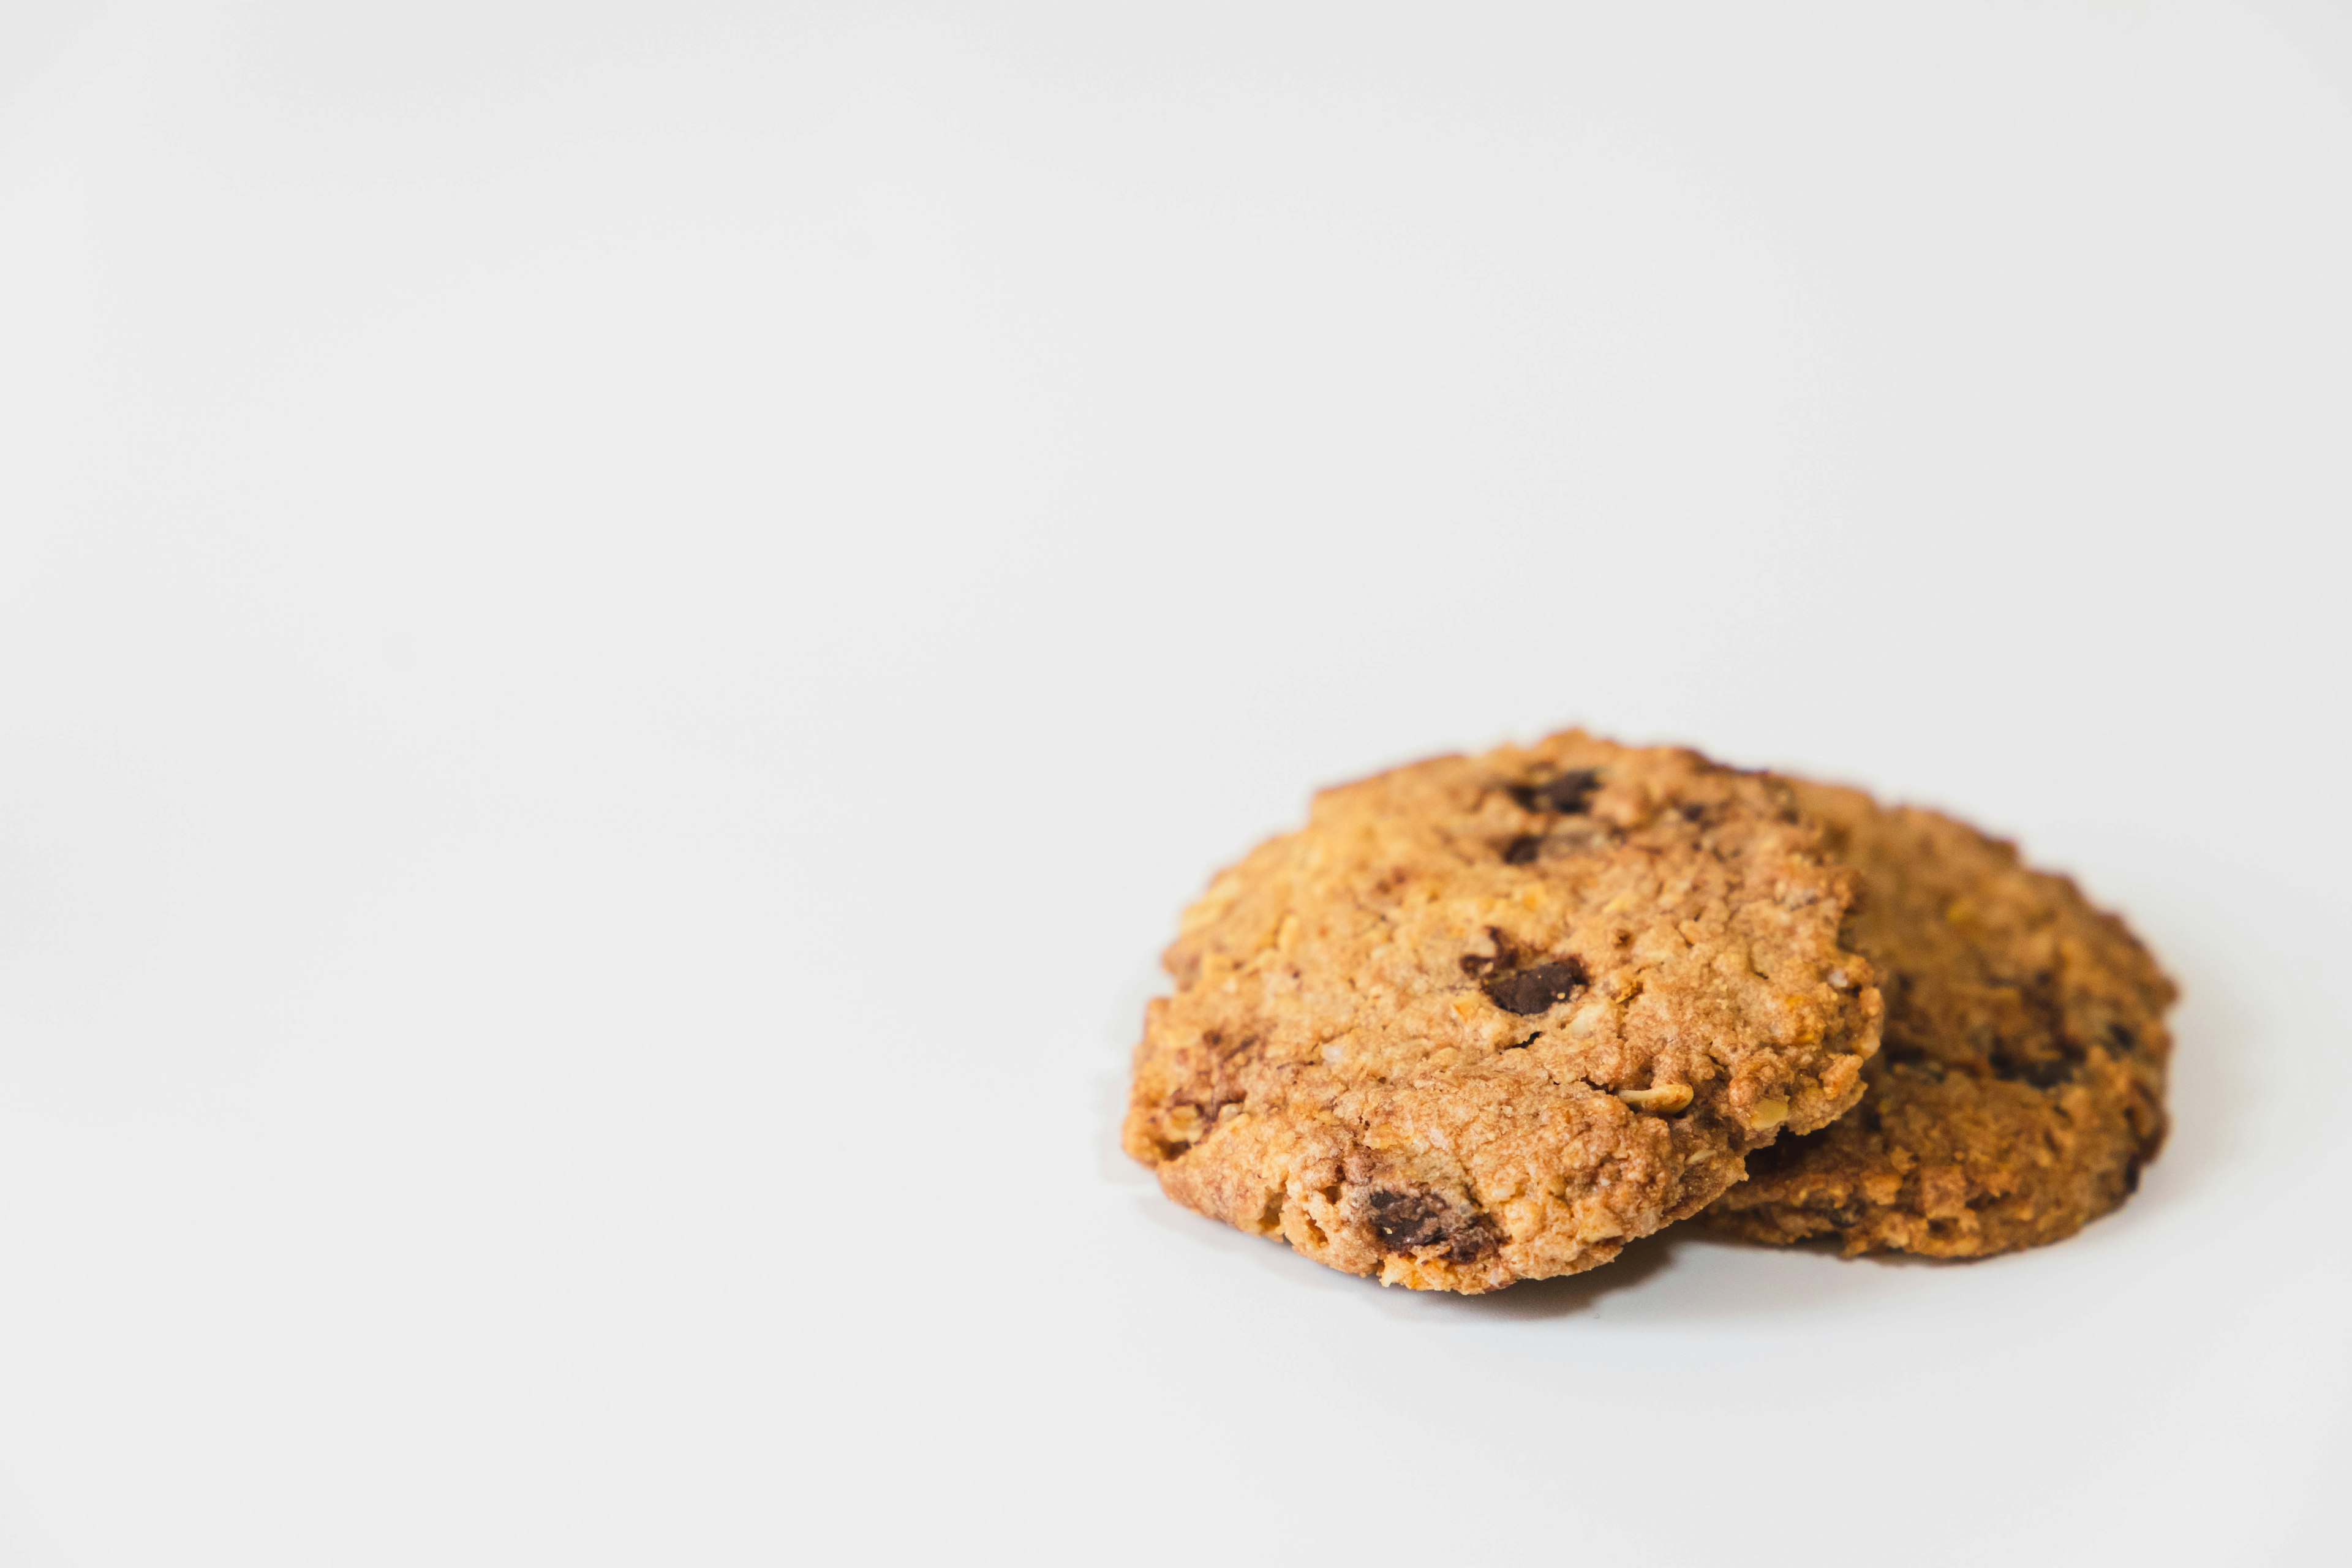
top-left (1122, 731), bottom-right (1885, 1294)
top-left (1703, 782), bottom-right (2174, 1257)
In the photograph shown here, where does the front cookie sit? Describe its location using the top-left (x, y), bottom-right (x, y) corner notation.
top-left (1123, 732), bottom-right (1884, 1293)
top-left (1701, 782), bottom-right (2175, 1257)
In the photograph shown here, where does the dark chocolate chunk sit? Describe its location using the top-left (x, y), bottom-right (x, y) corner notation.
top-left (1502, 834), bottom-right (1543, 865)
top-left (1991, 1052), bottom-right (2078, 1089)
top-left (1506, 769), bottom-right (1600, 815)
top-left (1483, 959), bottom-right (1589, 1016)
top-left (1366, 1188), bottom-right (1501, 1262)
top-left (1367, 1189), bottom-right (1449, 1250)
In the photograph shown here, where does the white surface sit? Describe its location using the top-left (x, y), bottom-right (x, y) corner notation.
top-left (2, 4), bottom-right (2348, 1564)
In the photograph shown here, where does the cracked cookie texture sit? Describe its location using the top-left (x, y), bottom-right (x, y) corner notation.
top-left (1702, 781), bottom-right (2174, 1257)
top-left (1123, 732), bottom-right (1884, 1293)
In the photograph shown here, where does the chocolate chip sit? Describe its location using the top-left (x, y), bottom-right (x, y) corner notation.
top-left (1506, 769), bottom-right (1599, 815)
top-left (1367, 1189), bottom-right (1448, 1249)
top-left (1991, 1052), bottom-right (2076, 1088)
top-left (1366, 1188), bottom-right (1501, 1262)
top-left (1483, 959), bottom-right (1589, 1016)
top-left (1502, 834), bottom-right (1543, 865)
top-left (2106, 1022), bottom-right (2139, 1056)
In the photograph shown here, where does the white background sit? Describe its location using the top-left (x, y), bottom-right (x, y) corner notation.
top-left (2, 3), bottom-right (2348, 1564)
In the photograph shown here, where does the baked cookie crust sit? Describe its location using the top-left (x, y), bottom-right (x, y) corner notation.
top-left (1702, 781), bottom-right (2174, 1257)
top-left (1124, 733), bottom-right (1884, 1292)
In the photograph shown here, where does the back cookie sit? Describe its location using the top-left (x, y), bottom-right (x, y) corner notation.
top-left (1702, 781), bottom-right (2175, 1257)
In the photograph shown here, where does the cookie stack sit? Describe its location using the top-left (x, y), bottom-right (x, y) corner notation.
top-left (1122, 731), bottom-right (2173, 1292)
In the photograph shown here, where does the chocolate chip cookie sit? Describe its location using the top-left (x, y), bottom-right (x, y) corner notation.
top-left (1702, 781), bottom-right (2174, 1257)
top-left (1123, 733), bottom-right (1885, 1293)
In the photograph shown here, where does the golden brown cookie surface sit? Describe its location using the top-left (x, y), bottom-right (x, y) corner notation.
top-left (1124, 732), bottom-right (1883, 1292)
top-left (1702, 782), bottom-right (2174, 1257)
